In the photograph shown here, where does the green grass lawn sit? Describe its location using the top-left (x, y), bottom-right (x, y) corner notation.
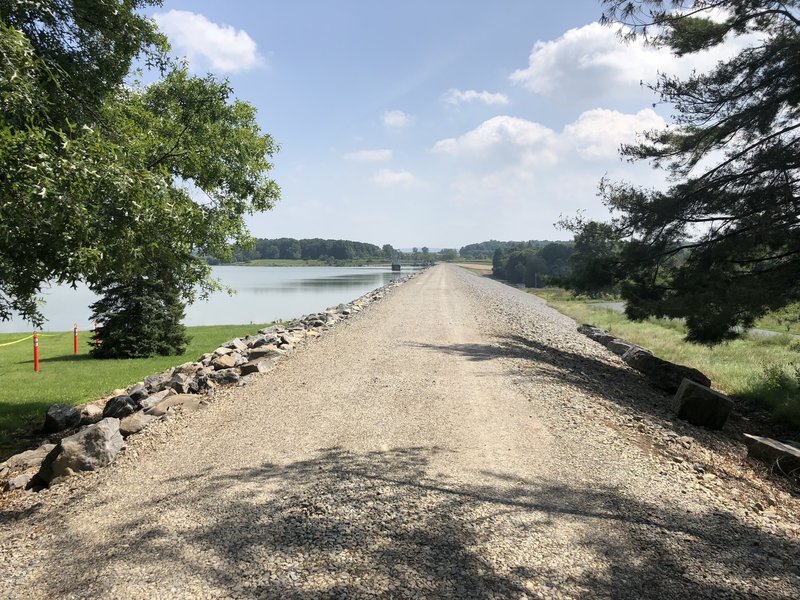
top-left (530, 288), bottom-right (800, 428)
top-left (0, 323), bottom-right (270, 459)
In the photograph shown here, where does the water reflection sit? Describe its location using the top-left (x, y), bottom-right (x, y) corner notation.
top-left (0, 266), bottom-right (420, 333)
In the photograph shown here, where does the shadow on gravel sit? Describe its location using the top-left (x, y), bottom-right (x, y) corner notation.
top-left (37, 447), bottom-right (799, 599)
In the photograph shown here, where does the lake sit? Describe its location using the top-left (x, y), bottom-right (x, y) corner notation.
top-left (0, 265), bottom-right (419, 334)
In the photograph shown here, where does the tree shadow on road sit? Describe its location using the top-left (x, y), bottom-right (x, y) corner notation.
top-left (34, 446), bottom-right (799, 599)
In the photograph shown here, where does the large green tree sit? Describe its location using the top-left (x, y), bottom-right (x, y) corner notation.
top-left (594, 0), bottom-right (800, 343)
top-left (1, 1), bottom-right (280, 331)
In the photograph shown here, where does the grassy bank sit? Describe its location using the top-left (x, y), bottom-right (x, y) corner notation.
top-left (0, 323), bottom-right (270, 459)
top-left (530, 288), bottom-right (800, 428)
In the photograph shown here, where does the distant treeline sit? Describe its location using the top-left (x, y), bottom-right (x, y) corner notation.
top-left (209, 238), bottom-right (394, 264)
top-left (458, 240), bottom-right (557, 260)
top-left (489, 241), bottom-right (574, 288)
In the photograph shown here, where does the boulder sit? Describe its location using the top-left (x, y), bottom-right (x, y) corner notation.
top-left (240, 359), bottom-right (274, 376)
top-left (621, 346), bottom-right (664, 375)
top-left (213, 346), bottom-right (233, 356)
top-left (170, 372), bottom-right (198, 394)
top-left (225, 338), bottom-right (248, 353)
top-left (143, 371), bottom-right (173, 393)
top-left (672, 379), bottom-right (733, 430)
top-left (207, 369), bottom-right (241, 386)
top-left (36, 418), bottom-right (125, 484)
top-left (81, 403), bottom-right (104, 425)
top-left (4, 473), bottom-right (33, 492)
top-left (128, 385), bottom-right (149, 404)
top-left (249, 346), bottom-right (283, 361)
top-left (211, 354), bottom-right (237, 370)
top-left (607, 339), bottom-right (633, 356)
top-left (103, 395), bottom-right (138, 419)
top-left (139, 388), bottom-right (174, 411)
top-left (650, 362), bottom-right (711, 393)
top-left (0, 444), bottom-right (56, 473)
top-left (743, 434), bottom-right (800, 476)
top-left (144, 394), bottom-right (208, 417)
top-left (43, 404), bottom-right (81, 433)
top-left (119, 411), bottom-right (157, 437)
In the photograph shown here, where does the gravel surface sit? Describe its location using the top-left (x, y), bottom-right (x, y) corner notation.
top-left (1, 264), bottom-right (798, 599)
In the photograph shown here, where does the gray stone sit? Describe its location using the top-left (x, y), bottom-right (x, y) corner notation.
top-left (4, 473), bottom-right (33, 492)
top-left (37, 418), bottom-right (125, 484)
top-left (43, 404), bottom-right (81, 433)
top-left (119, 411), bottom-right (157, 437)
top-left (240, 358), bottom-right (274, 376)
top-left (128, 385), bottom-right (149, 403)
top-left (743, 434), bottom-right (800, 476)
top-left (81, 403), bottom-right (104, 425)
top-left (225, 338), bottom-right (248, 353)
top-left (607, 339), bottom-right (633, 356)
top-left (672, 379), bottom-right (733, 430)
top-left (207, 369), bottom-right (241, 386)
top-left (249, 346), bottom-right (283, 361)
top-left (170, 372), bottom-right (198, 394)
top-left (211, 354), bottom-right (237, 370)
top-left (144, 394), bottom-right (207, 417)
top-left (0, 444), bottom-right (56, 473)
top-left (213, 346), bottom-right (233, 356)
top-left (622, 346), bottom-right (664, 375)
top-left (650, 362), bottom-right (711, 393)
top-left (143, 371), bottom-right (173, 393)
top-left (139, 388), bottom-right (174, 411)
top-left (103, 395), bottom-right (138, 419)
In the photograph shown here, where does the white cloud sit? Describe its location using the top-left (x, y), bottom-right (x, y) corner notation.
top-left (344, 149), bottom-right (393, 162)
top-left (563, 107), bottom-right (667, 160)
top-left (372, 169), bottom-right (421, 188)
top-left (382, 110), bottom-right (413, 128)
top-left (432, 116), bottom-right (556, 157)
top-left (510, 22), bottom-right (753, 98)
top-left (442, 88), bottom-right (509, 106)
top-left (153, 10), bottom-right (263, 73)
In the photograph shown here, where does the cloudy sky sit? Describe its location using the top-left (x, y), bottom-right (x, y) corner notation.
top-left (149, 1), bottom-right (742, 249)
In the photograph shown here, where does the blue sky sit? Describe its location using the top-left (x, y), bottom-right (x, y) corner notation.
top-left (150, 1), bottom-right (744, 249)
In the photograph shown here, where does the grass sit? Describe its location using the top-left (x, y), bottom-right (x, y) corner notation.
top-left (529, 288), bottom-right (800, 429)
top-left (0, 323), bottom-right (271, 459)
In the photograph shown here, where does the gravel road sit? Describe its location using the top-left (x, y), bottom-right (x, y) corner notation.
top-left (1, 264), bottom-right (799, 599)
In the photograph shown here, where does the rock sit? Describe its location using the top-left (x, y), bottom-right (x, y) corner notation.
top-left (139, 388), bottom-right (174, 411)
top-left (606, 339), bottom-right (633, 356)
top-left (4, 473), bottom-right (33, 492)
top-left (213, 346), bottom-right (233, 356)
top-left (650, 362), bottom-right (711, 393)
top-left (240, 359), bottom-right (274, 376)
top-left (102, 395), bottom-right (138, 419)
top-left (622, 346), bottom-right (664, 375)
top-left (211, 354), bottom-right (237, 370)
top-left (43, 404), bottom-right (81, 433)
top-left (119, 411), bottom-right (157, 437)
top-left (144, 394), bottom-right (207, 417)
top-left (174, 362), bottom-right (202, 375)
top-left (143, 371), bottom-right (173, 393)
top-left (170, 372), bottom-right (198, 394)
top-left (672, 379), bottom-right (733, 430)
top-left (249, 346), bottom-right (283, 361)
top-left (225, 338), bottom-right (248, 353)
top-left (81, 403), bottom-right (104, 425)
top-left (36, 418), bottom-right (125, 485)
top-left (743, 434), bottom-right (800, 476)
top-left (207, 369), bottom-right (241, 386)
top-left (0, 444), bottom-right (56, 473)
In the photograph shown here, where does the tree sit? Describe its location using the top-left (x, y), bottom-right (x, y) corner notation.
top-left (593, 0), bottom-right (800, 342)
top-left (90, 275), bottom-right (189, 359)
top-left (564, 221), bottom-right (622, 297)
top-left (0, 1), bottom-right (280, 332)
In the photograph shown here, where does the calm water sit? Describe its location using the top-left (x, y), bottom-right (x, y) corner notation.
top-left (0, 266), bottom-right (418, 334)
